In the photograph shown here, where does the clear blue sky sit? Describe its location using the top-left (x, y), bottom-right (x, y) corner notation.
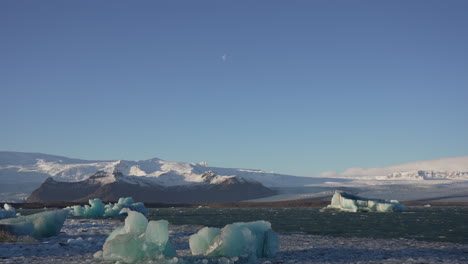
top-left (1, 1), bottom-right (467, 176)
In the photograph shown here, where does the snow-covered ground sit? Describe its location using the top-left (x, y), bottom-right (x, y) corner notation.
top-left (1, 219), bottom-right (467, 264)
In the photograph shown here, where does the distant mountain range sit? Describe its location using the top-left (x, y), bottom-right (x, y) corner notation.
top-left (1, 151), bottom-right (468, 202)
top-left (27, 170), bottom-right (277, 203)
top-left (320, 156), bottom-right (468, 180)
top-left (0, 151), bottom-right (337, 202)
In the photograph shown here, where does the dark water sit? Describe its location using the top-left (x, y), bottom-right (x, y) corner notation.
top-left (147, 207), bottom-right (468, 244)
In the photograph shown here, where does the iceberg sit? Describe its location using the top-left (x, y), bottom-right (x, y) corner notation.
top-left (322, 191), bottom-right (405, 212)
top-left (98, 210), bottom-right (175, 263)
top-left (0, 210), bottom-right (68, 238)
top-left (189, 220), bottom-right (279, 259)
top-left (0, 204), bottom-right (17, 219)
top-left (66, 197), bottom-right (148, 217)
top-left (103, 197), bottom-right (148, 217)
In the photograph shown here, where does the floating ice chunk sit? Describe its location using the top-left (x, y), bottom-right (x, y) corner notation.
top-left (0, 204), bottom-right (17, 219)
top-left (100, 210), bottom-right (175, 263)
top-left (190, 227), bottom-right (222, 256)
top-left (0, 210), bottom-right (68, 238)
top-left (322, 191), bottom-right (406, 212)
top-left (189, 221), bottom-right (279, 259)
top-left (66, 197), bottom-right (148, 217)
top-left (104, 197), bottom-right (148, 217)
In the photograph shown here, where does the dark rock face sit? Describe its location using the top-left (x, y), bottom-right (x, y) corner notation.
top-left (27, 171), bottom-right (277, 203)
top-left (27, 177), bottom-right (101, 203)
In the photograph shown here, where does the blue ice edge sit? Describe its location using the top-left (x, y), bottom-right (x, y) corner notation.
top-left (94, 209), bottom-right (279, 264)
top-left (0, 210), bottom-right (68, 238)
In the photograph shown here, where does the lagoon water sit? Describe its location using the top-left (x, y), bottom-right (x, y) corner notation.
top-left (7, 206), bottom-right (468, 263)
top-left (148, 207), bottom-right (468, 244)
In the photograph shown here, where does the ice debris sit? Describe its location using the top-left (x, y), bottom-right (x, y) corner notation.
top-left (0, 210), bottom-right (68, 238)
top-left (322, 191), bottom-right (406, 212)
top-left (96, 210), bottom-right (175, 263)
top-left (0, 204), bottom-right (17, 219)
top-left (66, 197), bottom-right (148, 217)
top-left (189, 220), bottom-right (279, 259)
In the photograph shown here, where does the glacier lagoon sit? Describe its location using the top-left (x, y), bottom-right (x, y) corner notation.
top-left (13, 206), bottom-right (468, 243)
top-left (146, 206), bottom-right (468, 244)
top-left (2, 206), bottom-right (468, 264)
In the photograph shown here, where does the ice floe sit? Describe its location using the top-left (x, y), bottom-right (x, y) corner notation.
top-left (189, 221), bottom-right (279, 259)
top-left (0, 210), bottom-right (68, 238)
top-left (66, 197), bottom-right (148, 217)
top-left (95, 210), bottom-right (175, 263)
top-left (322, 190), bottom-right (406, 212)
top-left (0, 204), bottom-right (17, 219)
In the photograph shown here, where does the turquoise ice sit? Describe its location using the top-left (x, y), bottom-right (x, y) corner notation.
top-left (0, 204), bottom-right (17, 219)
top-left (0, 210), bottom-right (68, 238)
top-left (66, 197), bottom-right (148, 217)
top-left (189, 220), bottom-right (279, 259)
top-left (98, 210), bottom-right (175, 263)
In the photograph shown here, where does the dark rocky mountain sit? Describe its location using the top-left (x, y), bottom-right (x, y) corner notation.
top-left (27, 171), bottom-right (277, 203)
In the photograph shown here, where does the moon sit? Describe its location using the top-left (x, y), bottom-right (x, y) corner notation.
top-left (221, 54), bottom-right (227, 61)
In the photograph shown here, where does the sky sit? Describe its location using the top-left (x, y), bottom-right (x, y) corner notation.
top-left (1, 0), bottom-right (467, 176)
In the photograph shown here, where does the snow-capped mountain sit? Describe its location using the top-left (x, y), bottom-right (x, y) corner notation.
top-left (0, 151), bottom-right (336, 202)
top-left (2, 151), bottom-right (468, 202)
top-left (320, 156), bottom-right (468, 181)
top-left (383, 170), bottom-right (468, 180)
top-left (27, 170), bottom-right (277, 203)
top-left (0, 151), bottom-right (329, 188)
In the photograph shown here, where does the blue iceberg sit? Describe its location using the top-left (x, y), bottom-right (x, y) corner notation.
top-left (189, 221), bottom-right (279, 259)
top-left (323, 191), bottom-right (405, 212)
top-left (97, 210), bottom-right (175, 263)
top-left (0, 204), bottom-right (17, 219)
top-left (66, 197), bottom-right (148, 217)
top-left (0, 210), bottom-right (68, 238)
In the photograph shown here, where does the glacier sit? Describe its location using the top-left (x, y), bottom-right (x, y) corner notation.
top-left (95, 209), bottom-right (175, 263)
top-left (0, 204), bottom-right (17, 219)
top-left (322, 191), bottom-right (405, 212)
top-left (0, 210), bottom-right (68, 238)
top-left (66, 197), bottom-right (148, 217)
top-left (189, 220), bottom-right (279, 259)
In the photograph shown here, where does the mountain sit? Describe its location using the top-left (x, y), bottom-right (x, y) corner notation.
top-left (2, 151), bottom-right (468, 203)
top-left (27, 170), bottom-right (277, 203)
top-left (0, 151), bottom-right (332, 187)
top-left (320, 156), bottom-right (468, 181)
top-left (0, 151), bottom-right (336, 202)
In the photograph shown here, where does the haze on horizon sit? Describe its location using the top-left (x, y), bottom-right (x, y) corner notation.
top-left (1, 1), bottom-right (467, 176)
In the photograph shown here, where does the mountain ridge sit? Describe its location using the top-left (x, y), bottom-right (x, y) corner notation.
top-left (2, 151), bottom-right (468, 202)
top-left (26, 170), bottom-right (277, 203)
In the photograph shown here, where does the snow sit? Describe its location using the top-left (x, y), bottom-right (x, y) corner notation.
top-left (0, 210), bottom-right (68, 238)
top-left (2, 151), bottom-right (468, 203)
top-left (324, 156), bottom-right (468, 180)
top-left (322, 191), bottom-right (405, 212)
top-left (189, 221), bottom-right (278, 259)
top-left (0, 152), bottom-right (338, 192)
top-left (65, 197), bottom-right (148, 217)
top-left (1, 219), bottom-right (467, 264)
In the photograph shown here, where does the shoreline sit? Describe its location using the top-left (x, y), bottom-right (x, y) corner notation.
top-left (7, 200), bottom-right (468, 209)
